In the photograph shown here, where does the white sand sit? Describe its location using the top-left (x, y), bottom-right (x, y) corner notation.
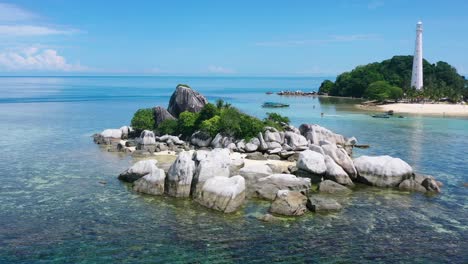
top-left (374, 103), bottom-right (468, 116)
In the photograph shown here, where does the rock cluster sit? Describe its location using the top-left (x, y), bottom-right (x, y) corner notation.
top-left (98, 84), bottom-right (442, 217)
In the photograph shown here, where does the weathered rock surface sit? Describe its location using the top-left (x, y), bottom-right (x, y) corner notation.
top-left (193, 148), bottom-right (231, 196)
top-left (296, 150), bottom-right (327, 175)
top-left (309, 144), bottom-right (325, 155)
top-left (307, 196), bottom-right (342, 212)
top-left (239, 164), bottom-right (273, 196)
top-left (254, 174), bottom-right (311, 200)
top-left (269, 190), bottom-right (307, 216)
top-left (167, 84), bottom-right (208, 117)
top-left (318, 180), bottom-right (352, 194)
top-left (166, 151), bottom-right (196, 197)
top-left (398, 179), bottom-right (427, 193)
top-left (284, 131), bottom-right (308, 150)
top-left (118, 160), bottom-right (159, 183)
top-left (321, 143), bottom-right (357, 178)
top-left (153, 106), bottom-right (175, 126)
top-left (159, 134), bottom-right (184, 145)
top-left (354, 155), bottom-right (413, 187)
top-left (299, 124), bottom-right (346, 145)
top-left (190, 131), bottom-right (212, 147)
top-left (245, 152), bottom-right (267, 160)
top-left (195, 175), bottom-right (245, 213)
top-left (137, 130), bottom-right (157, 147)
top-left (421, 177), bottom-right (441, 193)
top-left (324, 156), bottom-right (354, 186)
top-left (133, 166), bottom-right (166, 195)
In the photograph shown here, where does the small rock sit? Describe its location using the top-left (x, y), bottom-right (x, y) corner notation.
top-left (269, 190), bottom-right (307, 216)
top-left (307, 196), bottom-right (342, 212)
top-left (318, 180), bottom-right (352, 194)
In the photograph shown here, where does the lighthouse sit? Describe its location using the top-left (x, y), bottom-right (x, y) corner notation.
top-left (411, 21), bottom-right (423, 90)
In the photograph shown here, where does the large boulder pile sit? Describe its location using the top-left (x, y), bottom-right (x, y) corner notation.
top-left (168, 84), bottom-right (208, 117)
top-left (193, 148), bottom-right (231, 196)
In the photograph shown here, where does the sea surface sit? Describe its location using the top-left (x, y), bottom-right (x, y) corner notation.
top-left (0, 76), bottom-right (466, 263)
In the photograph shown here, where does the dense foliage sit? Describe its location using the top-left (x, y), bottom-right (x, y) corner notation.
top-left (364, 81), bottom-right (403, 101)
top-left (130, 100), bottom-right (291, 140)
top-left (130, 108), bottom-right (155, 131)
top-left (319, 56), bottom-right (468, 101)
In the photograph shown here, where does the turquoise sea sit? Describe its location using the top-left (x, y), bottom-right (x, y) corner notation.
top-left (0, 76), bottom-right (466, 263)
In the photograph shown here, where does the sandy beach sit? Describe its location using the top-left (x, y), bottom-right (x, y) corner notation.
top-left (358, 103), bottom-right (468, 117)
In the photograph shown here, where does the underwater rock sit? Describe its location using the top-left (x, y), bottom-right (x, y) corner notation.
top-left (269, 190), bottom-right (307, 216)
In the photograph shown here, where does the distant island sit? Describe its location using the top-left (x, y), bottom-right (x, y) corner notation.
top-left (319, 56), bottom-right (468, 103)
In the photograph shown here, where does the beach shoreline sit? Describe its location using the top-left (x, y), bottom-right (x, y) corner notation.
top-left (356, 103), bottom-right (468, 117)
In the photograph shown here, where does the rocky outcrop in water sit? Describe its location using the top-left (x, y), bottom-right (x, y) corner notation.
top-left (118, 160), bottom-right (159, 183)
top-left (354, 155), bottom-right (413, 187)
top-left (254, 174), bottom-right (311, 200)
top-left (306, 196), bottom-right (342, 212)
top-left (193, 148), bottom-right (231, 196)
top-left (269, 190), bottom-right (307, 216)
top-left (166, 151), bottom-right (196, 197)
top-left (168, 84), bottom-right (208, 117)
top-left (195, 175), bottom-right (245, 213)
top-left (133, 165), bottom-right (166, 195)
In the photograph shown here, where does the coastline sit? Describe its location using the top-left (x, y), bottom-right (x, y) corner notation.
top-left (356, 103), bottom-right (468, 117)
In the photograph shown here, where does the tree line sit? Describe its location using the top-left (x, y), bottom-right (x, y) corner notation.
top-left (319, 56), bottom-right (468, 102)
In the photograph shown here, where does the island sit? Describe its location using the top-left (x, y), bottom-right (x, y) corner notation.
top-left (93, 84), bottom-right (442, 218)
top-left (318, 56), bottom-right (468, 116)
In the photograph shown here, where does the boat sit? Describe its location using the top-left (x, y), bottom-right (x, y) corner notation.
top-left (372, 114), bottom-right (390, 118)
top-left (262, 102), bottom-right (290, 108)
top-left (265, 91), bottom-right (274, 95)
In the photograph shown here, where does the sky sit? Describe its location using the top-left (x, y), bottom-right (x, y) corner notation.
top-left (0, 0), bottom-right (467, 76)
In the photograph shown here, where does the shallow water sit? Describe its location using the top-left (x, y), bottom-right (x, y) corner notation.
top-left (0, 77), bottom-right (466, 263)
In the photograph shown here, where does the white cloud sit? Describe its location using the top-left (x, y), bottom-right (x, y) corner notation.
top-left (0, 3), bottom-right (36, 21)
top-left (207, 65), bottom-right (236, 74)
top-left (0, 25), bottom-right (77, 36)
top-left (0, 47), bottom-right (87, 72)
top-left (255, 34), bottom-right (380, 47)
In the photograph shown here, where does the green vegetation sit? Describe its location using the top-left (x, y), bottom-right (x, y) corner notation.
top-left (319, 56), bottom-right (468, 102)
top-left (265, 112), bottom-right (290, 124)
top-left (364, 81), bottom-right (403, 101)
top-left (177, 84), bottom-right (191, 89)
top-left (131, 108), bottom-right (155, 131)
top-left (156, 119), bottom-right (178, 135)
top-left (177, 111), bottom-right (199, 137)
top-left (130, 100), bottom-right (291, 140)
top-left (318, 80), bottom-right (334, 94)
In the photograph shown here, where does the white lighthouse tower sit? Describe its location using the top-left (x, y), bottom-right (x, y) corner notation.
top-left (411, 21), bottom-right (423, 90)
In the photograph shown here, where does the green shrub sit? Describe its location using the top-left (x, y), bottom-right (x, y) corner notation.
top-left (200, 116), bottom-right (221, 137)
top-left (265, 112), bottom-right (290, 124)
top-left (177, 111), bottom-right (199, 137)
top-left (364, 81), bottom-right (403, 101)
top-left (157, 119), bottom-right (178, 135)
top-left (240, 114), bottom-right (264, 140)
top-left (318, 80), bottom-right (334, 94)
top-left (131, 108), bottom-right (155, 131)
top-left (218, 108), bottom-right (242, 137)
top-left (196, 103), bottom-right (218, 127)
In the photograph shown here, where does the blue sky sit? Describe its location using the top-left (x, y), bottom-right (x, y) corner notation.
top-left (0, 0), bottom-right (467, 76)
